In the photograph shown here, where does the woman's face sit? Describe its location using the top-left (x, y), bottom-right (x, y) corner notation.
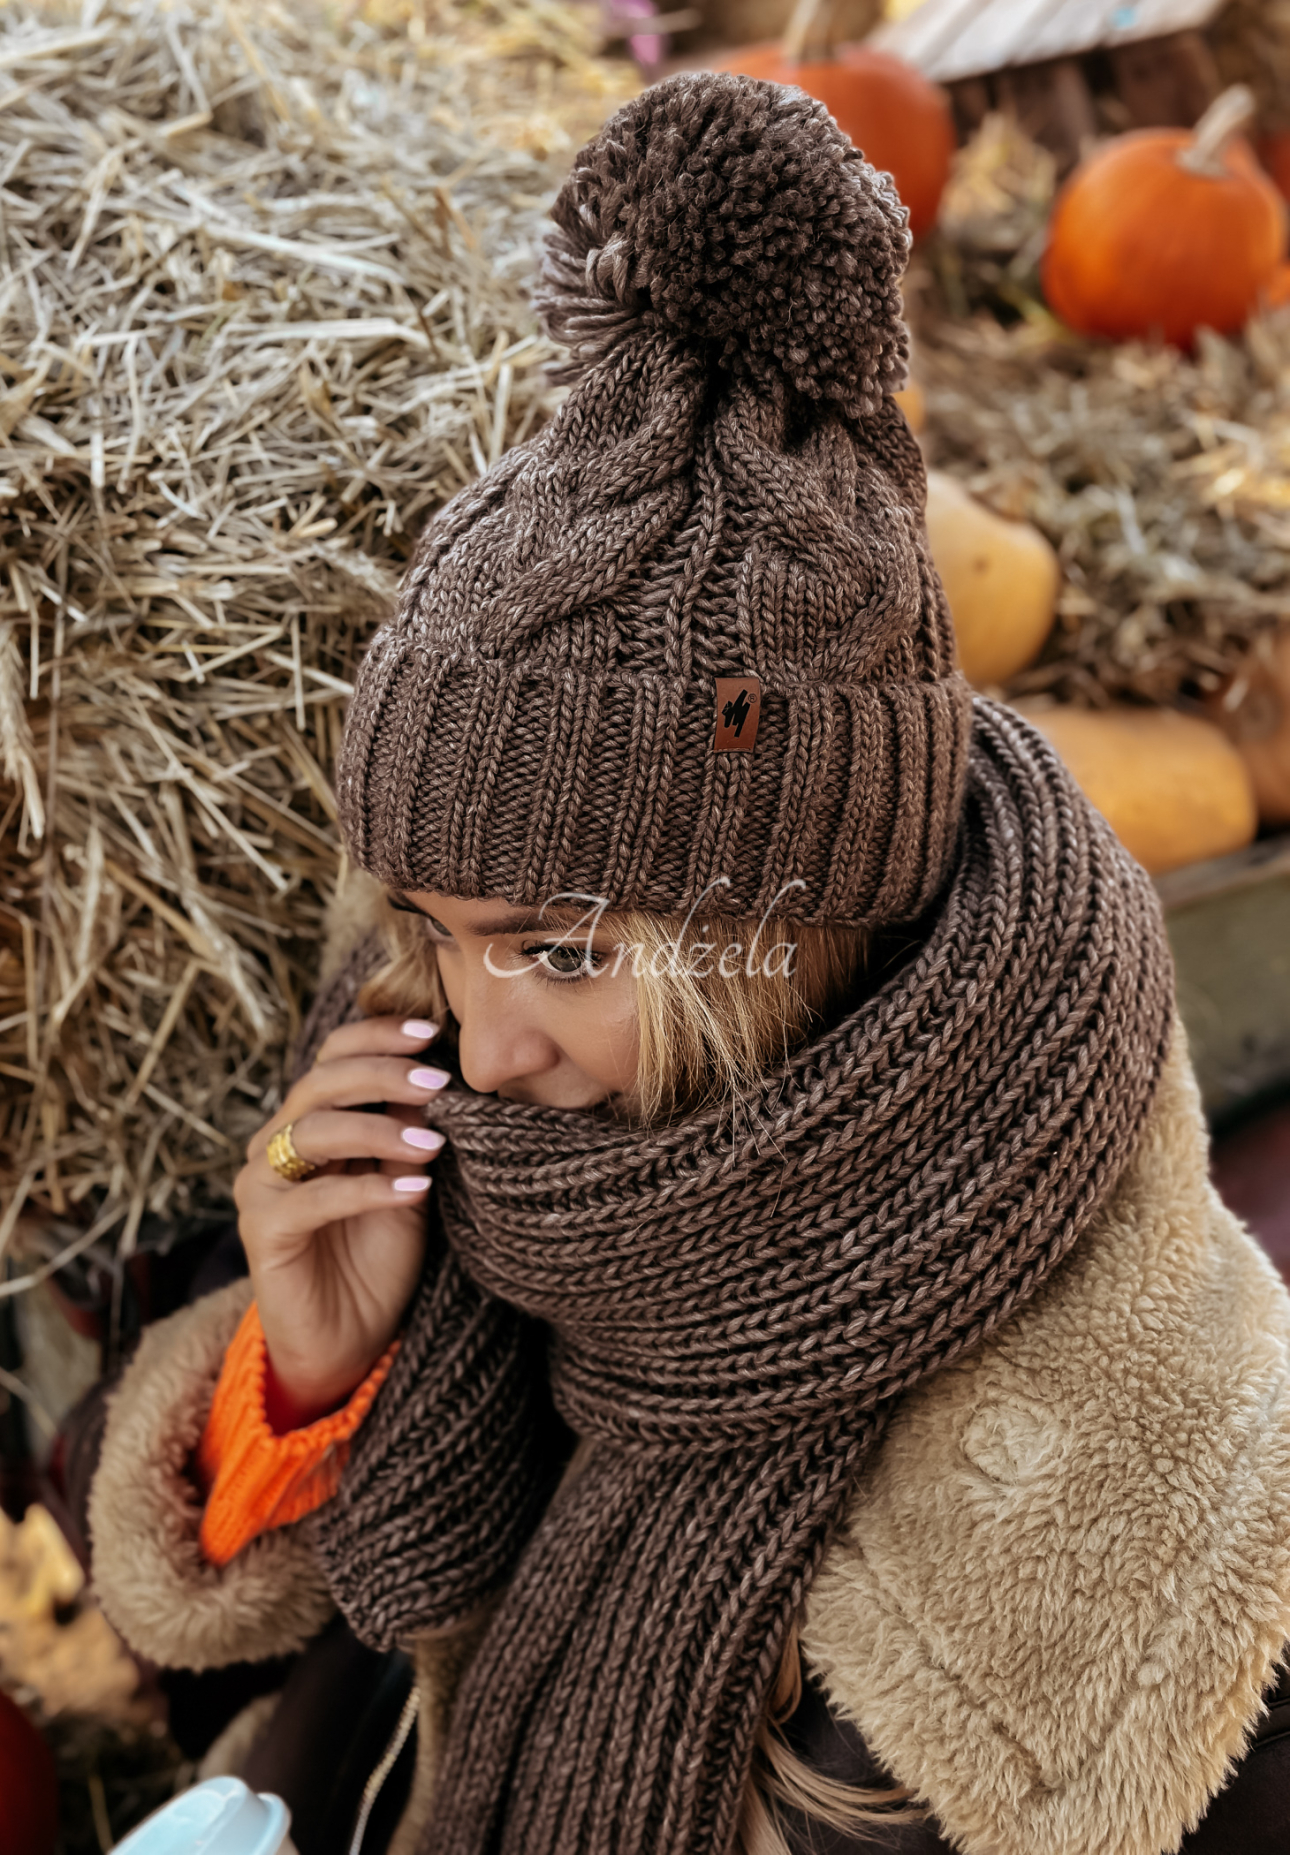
top-left (397, 890), bottom-right (639, 1110)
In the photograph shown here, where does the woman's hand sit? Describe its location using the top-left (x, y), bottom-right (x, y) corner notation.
top-left (234, 1017), bottom-right (450, 1428)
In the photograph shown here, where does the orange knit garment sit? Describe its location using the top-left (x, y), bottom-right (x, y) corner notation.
top-left (196, 1301), bottom-right (396, 1567)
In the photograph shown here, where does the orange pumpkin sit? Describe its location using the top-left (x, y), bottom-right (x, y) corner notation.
top-left (894, 376), bottom-right (926, 432)
top-left (714, 0), bottom-right (953, 239)
top-left (1043, 86), bottom-right (1287, 349)
top-left (0, 1691), bottom-right (58, 1855)
top-left (1261, 262), bottom-right (1290, 313)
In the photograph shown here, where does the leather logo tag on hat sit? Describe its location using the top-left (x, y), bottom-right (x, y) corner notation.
top-left (714, 676), bottom-right (761, 752)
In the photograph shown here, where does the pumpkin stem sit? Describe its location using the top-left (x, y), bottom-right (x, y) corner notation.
top-left (1178, 84), bottom-right (1256, 176)
top-left (782, 0), bottom-right (835, 63)
top-left (781, 0), bottom-right (884, 63)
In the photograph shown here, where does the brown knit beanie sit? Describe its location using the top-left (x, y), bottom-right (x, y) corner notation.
top-left (337, 71), bottom-right (972, 927)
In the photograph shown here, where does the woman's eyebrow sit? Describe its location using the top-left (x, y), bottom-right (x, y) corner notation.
top-left (467, 910), bottom-right (589, 938)
top-left (467, 911), bottom-right (551, 937)
top-left (392, 896), bottom-right (581, 937)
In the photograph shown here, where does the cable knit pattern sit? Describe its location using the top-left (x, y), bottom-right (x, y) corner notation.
top-left (336, 72), bottom-right (971, 929)
top-left (312, 700), bottom-right (1175, 1855)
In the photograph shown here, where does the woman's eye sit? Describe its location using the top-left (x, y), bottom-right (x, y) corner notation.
top-left (529, 942), bottom-right (596, 978)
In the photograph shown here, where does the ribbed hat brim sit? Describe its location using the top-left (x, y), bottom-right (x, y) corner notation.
top-left (338, 644), bottom-right (972, 927)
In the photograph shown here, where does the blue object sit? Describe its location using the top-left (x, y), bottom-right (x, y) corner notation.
top-left (113, 1778), bottom-right (294, 1855)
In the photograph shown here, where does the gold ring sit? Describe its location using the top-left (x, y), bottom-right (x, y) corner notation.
top-left (266, 1121), bottom-right (318, 1183)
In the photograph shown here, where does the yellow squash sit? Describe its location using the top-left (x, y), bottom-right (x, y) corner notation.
top-left (925, 471), bottom-right (1059, 687)
top-left (1015, 701), bottom-right (1259, 875)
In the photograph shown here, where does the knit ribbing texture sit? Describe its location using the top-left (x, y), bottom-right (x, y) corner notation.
top-left (335, 72), bottom-right (972, 929)
top-left (311, 700), bottom-right (1175, 1855)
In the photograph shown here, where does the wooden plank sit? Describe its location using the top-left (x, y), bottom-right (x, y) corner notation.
top-left (1155, 835), bottom-right (1290, 1116)
top-left (1103, 0), bottom-right (1221, 49)
top-left (869, 0), bottom-right (996, 73)
top-left (1026, 0), bottom-right (1126, 66)
top-left (940, 0), bottom-right (1072, 83)
top-left (1154, 831), bottom-right (1290, 911)
top-left (1164, 840), bottom-right (1290, 1116)
top-left (873, 0), bottom-right (1223, 84)
top-left (995, 55), bottom-right (1097, 167)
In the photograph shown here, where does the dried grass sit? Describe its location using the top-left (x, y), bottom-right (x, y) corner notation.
top-left (0, 0), bottom-right (635, 1282)
top-left (910, 114), bottom-right (1290, 705)
top-left (345, 0), bottom-right (638, 157)
top-left (9, 27), bottom-right (1290, 1303)
top-left (1212, 0), bottom-right (1290, 137)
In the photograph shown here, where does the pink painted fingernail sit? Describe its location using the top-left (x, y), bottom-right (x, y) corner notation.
top-left (409, 1066), bottom-right (451, 1091)
top-left (402, 1127), bottom-right (445, 1152)
top-left (393, 1175), bottom-right (432, 1193)
top-left (401, 1019), bottom-right (438, 1039)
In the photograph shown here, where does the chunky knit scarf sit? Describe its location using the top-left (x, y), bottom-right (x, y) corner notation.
top-left (311, 700), bottom-right (1174, 1855)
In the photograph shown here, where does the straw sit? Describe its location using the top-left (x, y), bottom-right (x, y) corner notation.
top-left (16, 32), bottom-right (1288, 1294)
top-left (0, 0), bottom-right (635, 1274)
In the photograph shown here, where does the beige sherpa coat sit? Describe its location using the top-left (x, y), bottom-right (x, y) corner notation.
top-left (88, 1026), bottom-right (1290, 1855)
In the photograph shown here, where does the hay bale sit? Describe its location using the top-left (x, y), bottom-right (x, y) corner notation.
top-left (0, 0), bottom-right (632, 1283)
top-left (347, 0), bottom-right (638, 157)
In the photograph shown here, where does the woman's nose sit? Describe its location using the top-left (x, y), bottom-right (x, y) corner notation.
top-left (452, 969), bottom-right (560, 1096)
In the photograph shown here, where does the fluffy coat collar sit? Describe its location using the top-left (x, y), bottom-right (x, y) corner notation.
top-left (803, 1025), bottom-right (1290, 1855)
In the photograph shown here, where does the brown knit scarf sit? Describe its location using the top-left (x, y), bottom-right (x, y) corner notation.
top-left (311, 700), bottom-right (1173, 1854)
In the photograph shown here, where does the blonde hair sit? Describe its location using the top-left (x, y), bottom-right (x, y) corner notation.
top-left (738, 1620), bottom-right (918, 1854)
top-left (358, 893), bottom-right (868, 1123)
top-left (358, 893), bottom-right (916, 1848)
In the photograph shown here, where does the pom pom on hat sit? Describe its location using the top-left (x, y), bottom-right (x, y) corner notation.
top-left (338, 68), bottom-right (970, 935)
top-left (536, 71), bottom-right (911, 419)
